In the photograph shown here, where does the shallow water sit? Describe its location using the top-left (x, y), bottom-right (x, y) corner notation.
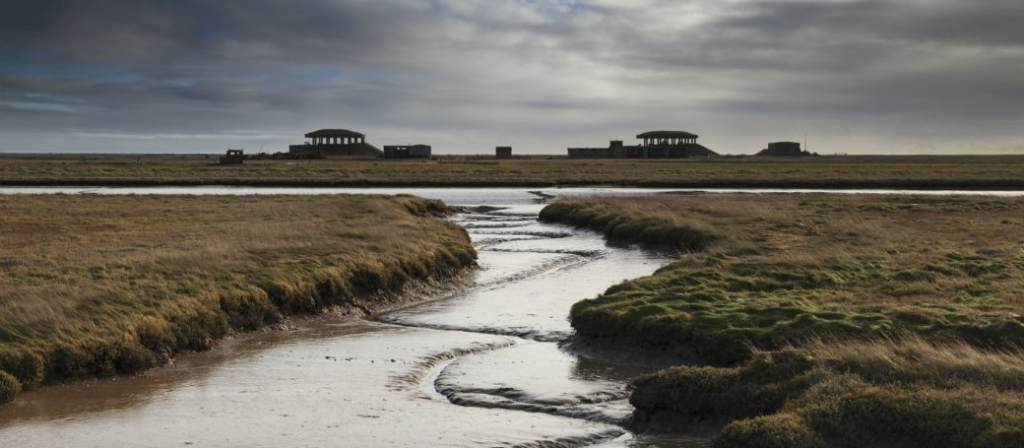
top-left (0, 321), bottom-right (622, 447)
top-left (0, 189), bottom-right (711, 447)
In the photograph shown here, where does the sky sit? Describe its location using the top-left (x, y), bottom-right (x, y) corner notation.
top-left (1, 0), bottom-right (1022, 155)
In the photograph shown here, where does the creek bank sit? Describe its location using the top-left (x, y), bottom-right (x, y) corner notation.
top-left (540, 195), bottom-right (1024, 446)
top-left (0, 195), bottom-right (477, 405)
top-left (558, 336), bottom-right (704, 371)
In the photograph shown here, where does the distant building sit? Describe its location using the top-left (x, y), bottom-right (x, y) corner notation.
top-left (219, 149), bottom-right (244, 165)
top-left (568, 131), bottom-right (718, 159)
top-left (496, 146), bottom-right (512, 159)
top-left (289, 129), bottom-right (383, 158)
top-left (383, 144), bottom-right (432, 159)
top-left (756, 142), bottom-right (812, 157)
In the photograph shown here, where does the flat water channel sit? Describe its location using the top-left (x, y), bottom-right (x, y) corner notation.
top-left (1, 187), bottom-right (1021, 447)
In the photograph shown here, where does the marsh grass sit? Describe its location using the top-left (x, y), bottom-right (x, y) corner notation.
top-left (542, 195), bottom-right (1024, 446)
top-left (0, 194), bottom-right (475, 403)
top-left (544, 195), bottom-right (1024, 363)
top-left (1, 154), bottom-right (1024, 189)
top-left (634, 338), bottom-right (1024, 447)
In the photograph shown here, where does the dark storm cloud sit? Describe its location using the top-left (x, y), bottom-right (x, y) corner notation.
top-left (1, 1), bottom-right (394, 63)
top-left (0, 0), bottom-right (1022, 154)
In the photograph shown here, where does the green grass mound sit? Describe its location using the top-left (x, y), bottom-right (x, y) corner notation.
top-left (544, 196), bottom-right (1024, 365)
top-left (539, 200), bottom-right (717, 252)
top-left (571, 255), bottom-right (1024, 364)
top-left (635, 338), bottom-right (1024, 448)
top-left (541, 196), bottom-right (1024, 444)
top-left (714, 414), bottom-right (824, 448)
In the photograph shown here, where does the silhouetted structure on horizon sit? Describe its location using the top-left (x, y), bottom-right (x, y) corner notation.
top-left (496, 146), bottom-right (512, 159)
top-left (383, 144), bottom-right (431, 159)
top-left (756, 141), bottom-right (816, 157)
top-left (289, 129), bottom-right (383, 158)
top-left (219, 149), bottom-right (244, 165)
top-left (568, 130), bottom-right (717, 159)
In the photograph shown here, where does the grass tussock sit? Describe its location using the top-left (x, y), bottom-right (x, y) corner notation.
top-left (0, 371), bottom-right (19, 404)
top-left (634, 338), bottom-right (1024, 447)
top-left (0, 194), bottom-right (474, 404)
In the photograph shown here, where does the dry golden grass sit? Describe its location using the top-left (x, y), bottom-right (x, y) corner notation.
top-left (794, 336), bottom-right (1024, 390)
top-left (0, 194), bottom-right (475, 402)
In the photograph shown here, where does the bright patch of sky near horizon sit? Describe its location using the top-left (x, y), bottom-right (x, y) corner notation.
top-left (0, 0), bottom-right (1022, 155)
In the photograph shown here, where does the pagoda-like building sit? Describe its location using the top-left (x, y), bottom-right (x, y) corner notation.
top-left (568, 130), bottom-right (718, 159)
top-left (289, 129), bottom-right (383, 158)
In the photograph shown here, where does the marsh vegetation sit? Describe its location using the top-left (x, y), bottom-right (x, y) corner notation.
top-left (0, 195), bottom-right (475, 404)
top-left (2, 154), bottom-right (1024, 189)
top-left (541, 195), bottom-right (1024, 446)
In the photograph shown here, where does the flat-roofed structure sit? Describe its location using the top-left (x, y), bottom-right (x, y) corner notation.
top-left (219, 149), bottom-right (244, 165)
top-left (568, 130), bottom-right (717, 159)
top-left (289, 129), bottom-right (383, 158)
top-left (638, 131), bottom-right (698, 146)
top-left (496, 146), bottom-right (512, 159)
top-left (307, 129), bottom-right (366, 145)
top-left (383, 144), bottom-right (432, 159)
top-left (756, 141), bottom-right (810, 157)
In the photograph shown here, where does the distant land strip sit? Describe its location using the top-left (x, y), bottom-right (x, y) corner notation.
top-left (4, 178), bottom-right (1024, 190)
top-left (2, 154), bottom-right (1023, 190)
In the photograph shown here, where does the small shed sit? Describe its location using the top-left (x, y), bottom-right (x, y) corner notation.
top-left (756, 142), bottom-right (805, 157)
top-left (409, 144), bottom-right (432, 158)
top-left (496, 146), bottom-right (512, 159)
top-left (383, 144), bottom-right (432, 159)
top-left (220, 149), bottom-right (244, 165)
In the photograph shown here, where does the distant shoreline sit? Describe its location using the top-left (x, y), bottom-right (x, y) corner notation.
top-left (1, 153), bottom-right (1023, 190)
top-left (3, 153), bottom-right (1024, 158)
top-left (3, 179), bottom-right (1024, 190)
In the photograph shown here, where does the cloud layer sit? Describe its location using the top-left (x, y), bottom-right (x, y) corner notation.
top-left (1, 0), bottom-right (1022, 154)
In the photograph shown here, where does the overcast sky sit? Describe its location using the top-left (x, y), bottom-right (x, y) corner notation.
top-left (1, 0), bottom-right (1022, 155)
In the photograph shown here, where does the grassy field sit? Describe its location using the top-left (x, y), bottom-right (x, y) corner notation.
top-left (540, 195), bottom-right (1024, 446)
top-left (0, 194), bottom-right (475, 404)
top-left (2, 154), bottom-right (1024, 189)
